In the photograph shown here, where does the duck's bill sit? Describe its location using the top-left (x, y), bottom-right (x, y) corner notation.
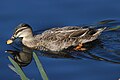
top-left (5, 50), bottom-right (14, 54)
top-left (6, 39), bottom-right (13, 44)
top-left (5, 50), bottom-right (18, 55)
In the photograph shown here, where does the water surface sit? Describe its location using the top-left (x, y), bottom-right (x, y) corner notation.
top-left (0, 0), bottom-right (120, 80)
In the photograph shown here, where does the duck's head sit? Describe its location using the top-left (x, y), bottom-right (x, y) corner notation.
top-left (6, 23), bottom-right (33, 44)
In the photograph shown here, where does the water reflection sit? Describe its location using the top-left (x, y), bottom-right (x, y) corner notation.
top-left (5, 46), bottom-right (33, 67)
top-left (6, 37), bottom-right (120, 67)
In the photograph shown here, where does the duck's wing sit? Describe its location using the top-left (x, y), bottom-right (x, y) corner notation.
top-left (41, 26), bottom-right (106, 43)
top-left (41, 26), bottom-right (89, 40)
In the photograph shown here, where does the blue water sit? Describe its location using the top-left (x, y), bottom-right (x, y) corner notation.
top-left (1, 0), bottom-right (120, 80)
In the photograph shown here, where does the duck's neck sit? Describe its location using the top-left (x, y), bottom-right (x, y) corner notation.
top-left (22, 35), bottom-right (38, 48)
top-left (23, 34), bottom-right (34, 40)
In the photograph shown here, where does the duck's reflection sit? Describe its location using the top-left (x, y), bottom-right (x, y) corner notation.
top-left (6, 46), bottom-right (33, 67)
top-left (6, 44), bottom-right (82, 67)
top-left (6, 39), bottom-right (120, 67)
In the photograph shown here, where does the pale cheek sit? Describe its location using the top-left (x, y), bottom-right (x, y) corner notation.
top-left (17, 32), bottom-right (28, 37)
top-left (17, 32), bottom-right (25, 37)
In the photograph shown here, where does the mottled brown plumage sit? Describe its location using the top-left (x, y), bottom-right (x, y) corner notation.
top-left (7, 23), bottom-right (106, 51)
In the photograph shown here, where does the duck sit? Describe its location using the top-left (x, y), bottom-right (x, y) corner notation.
top-left (6, 23), bottom-right (106, 51)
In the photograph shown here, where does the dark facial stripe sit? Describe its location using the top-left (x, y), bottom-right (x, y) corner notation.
top-left (14, 27), bottom-right (28, 36)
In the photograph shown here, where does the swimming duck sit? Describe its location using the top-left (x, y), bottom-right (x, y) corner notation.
top-left (6, 24), bottom-right (106, 51)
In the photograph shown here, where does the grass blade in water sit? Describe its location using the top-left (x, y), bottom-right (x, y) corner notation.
top-left (98, 20), bottom-right (116, 24)
top-left (33, 52), bottom-right (49, 80)
top-left (108, 25), bottom-right (120, 31)
top-left (8, 56), bottom-right (29, 80)
top-left (8, 64), bottom-right (19, 75)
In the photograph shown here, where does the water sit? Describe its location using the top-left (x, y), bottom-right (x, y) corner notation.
top-left (1, 0), bottom-right (120, 80)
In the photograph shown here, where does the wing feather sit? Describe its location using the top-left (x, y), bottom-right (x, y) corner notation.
top-left (40, 26), bottom-right (89, 41)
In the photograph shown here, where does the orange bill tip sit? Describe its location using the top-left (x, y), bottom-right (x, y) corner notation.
top-left (6, 39), bottom-right (13, 44)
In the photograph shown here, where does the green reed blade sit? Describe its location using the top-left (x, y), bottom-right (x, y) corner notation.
top-left (98, 20), bottom-right (116, 24)
top-left (8, 64), bottom-right (19, 75)
top-left (8, 56), bottom-right (29, 80)
top-left (108, 26), bottom-right (120, 31)
top-left (33, 52), bottom-right (49, 80)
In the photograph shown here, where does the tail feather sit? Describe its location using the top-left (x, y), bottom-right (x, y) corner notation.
top-left (79, 27), bottom-right (106, 43)
top-left (93, 27), bottom-right (106, 36)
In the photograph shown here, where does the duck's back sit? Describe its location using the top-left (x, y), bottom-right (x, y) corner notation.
top-left (35, 26), bottom-right (104, 51)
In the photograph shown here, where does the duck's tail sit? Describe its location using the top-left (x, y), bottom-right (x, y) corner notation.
top-left (93, 27), bottom-right (106, 36)
top-left (79, 27), bottom-right (106, 44)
